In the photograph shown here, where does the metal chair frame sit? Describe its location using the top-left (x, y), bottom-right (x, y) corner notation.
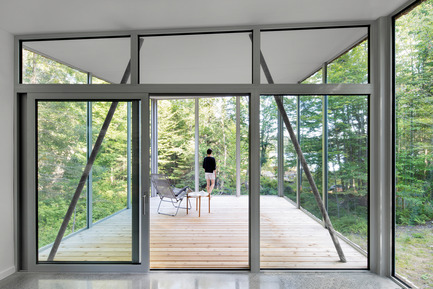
top-left (151, 174), bottom-right (192, 216)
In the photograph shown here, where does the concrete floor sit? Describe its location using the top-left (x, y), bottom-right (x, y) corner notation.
top-left (0, 272), bottom-right (402, 289)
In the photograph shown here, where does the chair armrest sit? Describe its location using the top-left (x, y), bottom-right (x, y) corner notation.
top-left (173, 186), bottom-right (190, 196)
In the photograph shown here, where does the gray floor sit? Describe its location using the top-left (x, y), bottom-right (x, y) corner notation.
top-left (0, 272), bottom-right (402, 289)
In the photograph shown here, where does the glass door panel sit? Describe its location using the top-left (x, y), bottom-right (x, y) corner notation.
top-left (37, 100), bottom-right (139, 263)
top-left (259, 95), bottom-right (368, 269)
top-left (149, 95), bottom-right (249, 269)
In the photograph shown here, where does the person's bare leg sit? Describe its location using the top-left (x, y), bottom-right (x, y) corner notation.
top-left (209, 178), bottom-right (215, 195)
top-left (206, 178), bottom-right (211, 194)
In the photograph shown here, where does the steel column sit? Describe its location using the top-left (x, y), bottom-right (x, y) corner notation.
top-left (127, 102), bottom-right (132, 209)
top-left (151, 99), bottom-right (158, 197)
top-left (370, 16), bottom-right (393, 277)
top-left (195, 98), bottom-right (200, 192)
top-left (249, 28), bottom-right (261, 273)
top-left (86, 73), bottom-right (93, 228)
top-left (278, 101), bottom-right (284, 197)
top-left (296, 95), bottom-right (302, 209)
top-left (322, 63), bottom-right (329, 213)
top-left (86, 102), bottom-right (93, 227)
top-left (236, 96), bottom-right (241, 197)
top-left (131, 100), bottom-right (140, 263)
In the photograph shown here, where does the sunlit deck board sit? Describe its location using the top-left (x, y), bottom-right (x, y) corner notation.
top-left (39, 195), bottom-right (367, 269)
top-left (38, 209), bottom-right (133, 262)
top-left (149, 195), bottom-right (249, 268)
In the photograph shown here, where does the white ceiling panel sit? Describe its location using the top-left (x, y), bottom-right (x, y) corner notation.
top-left (1, 0), bottom-right (409, 35)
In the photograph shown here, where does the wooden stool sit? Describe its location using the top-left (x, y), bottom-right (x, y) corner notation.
top-left (186, 191), bottom-right (210, 217)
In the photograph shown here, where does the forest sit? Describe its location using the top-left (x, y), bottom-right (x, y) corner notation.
top-left (23, 2), bottom-right (433, 284)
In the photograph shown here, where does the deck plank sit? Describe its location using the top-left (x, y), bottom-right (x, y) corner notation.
top-left (39, 195), bottom-right (367, 269)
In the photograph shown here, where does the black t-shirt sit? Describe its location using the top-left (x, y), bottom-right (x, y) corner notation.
top-left (203, 156), bottom-right (216, 173)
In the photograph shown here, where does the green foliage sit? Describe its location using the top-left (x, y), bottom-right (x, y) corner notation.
top-left (23, 49), bottom-right (87, 84)
top-left (156, 97), bottom-right (249, 194)
top-left (395, 0), bottom-right (433, 227)
top-left (260, 40), bottom-right (369, 248)
top-left (394, 1), bottom-right (433, 287)
top-left (37, 101), bottom-right (129, 248)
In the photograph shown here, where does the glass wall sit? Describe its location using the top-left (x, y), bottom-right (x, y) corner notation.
top-left (140, 33), bottom-right (252, 84)
top-left (283, 96), bottom-right (298, 202)
top-left (299, 95), bottom-right (323, 219)
top-left (260, 27), bottom-right (368, 84)
top-left (199, 97), bottom-right (249, 195)
top-left (22, 37), bottom-right (130, 84)
top-left (16, 23), bottom-right (373, 271)
top-left (156, 99), bottom-right (196, 188)
top-left (327, 95), bottom-right (368, 250)
top-left (37, 100), bottom-right (137, 263)
top-left (395, 1), bottom-right (433, 287)
top-left (259, 94), bottom-right (368, 269)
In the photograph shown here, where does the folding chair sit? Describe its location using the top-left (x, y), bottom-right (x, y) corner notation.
top-left (151, 174), bottom-right (191, 216)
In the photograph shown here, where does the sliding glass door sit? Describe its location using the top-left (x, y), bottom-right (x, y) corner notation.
top-left (25, 94), bottom-right (142, 265)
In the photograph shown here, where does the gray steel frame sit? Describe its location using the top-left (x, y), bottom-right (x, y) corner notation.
top-left (12, 12), bottom-right (412, 275)
top-left (21, 93), bottom-right (145, 272)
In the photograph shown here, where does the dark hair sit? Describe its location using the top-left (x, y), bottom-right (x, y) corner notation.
top-left (207, 149), bottom-right (212, 155)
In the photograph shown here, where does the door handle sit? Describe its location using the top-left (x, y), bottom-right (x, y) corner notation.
top-left (142, 194), bottom-right (146, 215)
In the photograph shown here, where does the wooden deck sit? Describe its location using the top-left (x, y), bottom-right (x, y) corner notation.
top-left (39, 195), bottom-right (367, 269)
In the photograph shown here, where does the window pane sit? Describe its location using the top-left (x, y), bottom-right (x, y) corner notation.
top-left (149, 96), bottom-right (249, 269)
top-left (260, 94), bottom-right (367, 269)
top-left (157, 99), bottom-right (196, 188)
top-left (260, 95), bottom-right (279, 196)
top-left (328, 95), bottom-right (368, 251)
top-left (261, 28), bottom-right (368, 84)
top-left (299, 96), bottom-right (323, 220)
top-left (37, 101), bottom-right (136, 263)
top-left (327, 40), bottom-right (368, 84)
top-left (395, 1), bottom-right (433, 287)
top-left (22, 49), bottom-right (87, 84)
top-left (283, 96), bottom-right (298, 202)
top-left (22, 37), bottom-right (130, 84)
top-left (140, 33), bottom-right (252, 84)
